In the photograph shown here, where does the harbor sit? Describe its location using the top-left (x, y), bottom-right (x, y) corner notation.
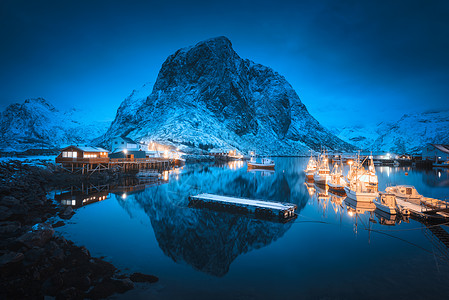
top-left (50, 157), bottom-right (449, 299)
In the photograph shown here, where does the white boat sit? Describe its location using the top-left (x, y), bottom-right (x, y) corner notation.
top-left (344, 155), bottom-right (378, 202)
top-left (393, 161), bottom-right (400, 167)
top-left (386, 185), bottom-right (449, 219)
top-left (247, 155), bottom-right (275, 169)
top-left (313, 152), bottom-right (331, 185)
top-left (304, 153), bottom-right (317, 179)
top-left (384, 185), bottom-right (422, 201)
top-left (328, 160), bottom-right (347, 192)
top-left (374, 192), bottom-right (397, 215)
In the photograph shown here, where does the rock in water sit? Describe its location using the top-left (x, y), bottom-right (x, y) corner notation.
top-left (99, 36), bottom-right (352, 155)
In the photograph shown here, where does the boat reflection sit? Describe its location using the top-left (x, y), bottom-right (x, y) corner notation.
top-left (247, 168), bottom-right (275, 176)
top-left (374, 209), bottom-right (407, 226)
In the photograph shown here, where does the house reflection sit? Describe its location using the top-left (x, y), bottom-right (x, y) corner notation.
top-left (54, 171), bottom-right (171, 207)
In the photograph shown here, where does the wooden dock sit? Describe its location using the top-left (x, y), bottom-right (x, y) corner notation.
top-left (188, 193), bottom-right (297, 222)
top-left (396, 198), bottom-right (449, 220)
top-left (56, 157), bottom-right (172, 174)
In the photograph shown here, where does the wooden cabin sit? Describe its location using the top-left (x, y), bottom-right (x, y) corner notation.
top-left (56, 146), bottom-right (109, 164)
top-left (422, 144), bottom-right (449, 162)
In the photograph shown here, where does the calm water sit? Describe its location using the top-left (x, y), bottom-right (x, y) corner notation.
top-left (54, 158), bottom-right (449, 300)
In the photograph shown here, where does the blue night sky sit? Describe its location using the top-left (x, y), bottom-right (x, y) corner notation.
top-left (1, 0), bottom-right (449, 128)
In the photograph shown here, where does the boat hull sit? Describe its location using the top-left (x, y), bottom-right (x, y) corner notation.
top-left (374, 199), bottom-right (396, 215)
top-left (313, 173), bottom-right (331, 185)
top-left (248, 162), bottom-right (275, 169)
top-left (344, 187), bottom-right (377, 202)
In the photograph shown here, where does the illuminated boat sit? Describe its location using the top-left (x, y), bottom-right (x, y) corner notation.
top-left (344, 155), bottom-right (378, 202)
top-left (247, 155), bottom-right (275, 169)
top-left (313, 152), bottom-right (331, 185)
top-left (328, 160), bottom-right (347, 192)
top-left (374, 192), bottom-right (397, 215)
top-left (304, 153), bottom-right (317, 179)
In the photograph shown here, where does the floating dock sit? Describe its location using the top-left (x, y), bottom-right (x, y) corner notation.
top-left (188, 193), bottom-right (297, 222)
top-left (396, 198), bottom-right (449, 220)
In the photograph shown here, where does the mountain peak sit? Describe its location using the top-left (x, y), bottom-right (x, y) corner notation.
top-left (100, 37), bottom-right (351, 154)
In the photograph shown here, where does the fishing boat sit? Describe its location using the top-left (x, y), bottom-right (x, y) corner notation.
top-left (344, 155), bottom-right (378, 201)
top-left (313, 152), bottom-right (331, 185)
top-left (374, 192), bottom-right (397, 215)
top-left (304, 153), bottom-right (317, 179)
top-left (386, 185), bottom-right (449, 220)
top-left (247, 155), bottom-right (275, 169)
top-left (328, 160), bottom-right (347, 193)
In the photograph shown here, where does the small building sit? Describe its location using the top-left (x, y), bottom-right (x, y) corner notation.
top-left (422, 144), bottom-right (449, 162)
top-left (111, 135), bottom-right (139, 153)
top-left (55, 146), bottom-right (109, 164)
top-left (109, 150), bottom-right (146, 160)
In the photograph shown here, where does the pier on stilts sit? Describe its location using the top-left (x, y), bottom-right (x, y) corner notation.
top-left (56, 157), bottom-right (173, 175)
top-left (188, 193), bottom-right (297, 222)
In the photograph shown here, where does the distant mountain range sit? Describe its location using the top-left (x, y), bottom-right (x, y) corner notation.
top-left (334, 110), bottom-right (449, 154)
top-left (95, 36), bottom-right (353, 155)
top-left (0, 98), bottom-right (108, 152)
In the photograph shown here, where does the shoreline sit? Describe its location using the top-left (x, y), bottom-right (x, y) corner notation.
top-left (0, 160), bottom-right (158, 299)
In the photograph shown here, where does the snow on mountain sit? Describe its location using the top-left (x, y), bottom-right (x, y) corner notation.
top-left (334, 122), bottom-right (390, 151)
top-left (98, 36), bottom-right (353, 154)
top-left (372, 111), bottom-right (449, 154)
top-left (0, 98), bottom-right (109, 152)
top-left (336, 111), bottom-right (449, 154)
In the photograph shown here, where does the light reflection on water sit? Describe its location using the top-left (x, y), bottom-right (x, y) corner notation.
top-left (54, 158), bottom-right (449, 300)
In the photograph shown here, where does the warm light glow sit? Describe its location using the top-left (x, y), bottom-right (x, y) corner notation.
top-left (347, 160), bottom-right (353, 166)
top-left (123, 149), bottom-right (128, 154)
top-left (348, 211), bottom-right (354, 217)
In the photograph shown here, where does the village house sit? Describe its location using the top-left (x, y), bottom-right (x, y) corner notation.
top-left (422, 144), bottom-right (449, 162)
top-left (111, 135), bottom-right (139, 153)
top-left (55, 146), bottom-right (109, 164)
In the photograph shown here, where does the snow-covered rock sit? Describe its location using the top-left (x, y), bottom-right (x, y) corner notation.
top-left (0, 98), bottom-right (109, 151)
top-left (336, 111), bottom-right (449, 154)
top-left (98, 36), bottom-right (353, 154)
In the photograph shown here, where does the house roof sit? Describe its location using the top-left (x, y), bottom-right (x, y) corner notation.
top-left (119, 135), bottom-right (137, 144)
top-left (431, 144), bottom-right (449, 154)
top-left (60, 145), bottom-right (109, 153)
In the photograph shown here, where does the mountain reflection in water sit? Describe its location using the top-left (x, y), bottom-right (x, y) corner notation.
top-left (131, 161), bottom-right (308, 276)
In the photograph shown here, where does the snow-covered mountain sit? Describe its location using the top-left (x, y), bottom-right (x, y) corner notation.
top-left (98, 36), bottom-right (353, 154)
top-left (0, 98), bottom-right (109, 152)
top-left (336, 111), bottom-right (449, 154)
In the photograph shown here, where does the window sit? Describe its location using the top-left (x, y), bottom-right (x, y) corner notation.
top-left (62, 151), bottom-right (77, 158)
top-left (121, 142), bottom-right (124, 144)
top-left (115, 141), bottom-right (118, 144)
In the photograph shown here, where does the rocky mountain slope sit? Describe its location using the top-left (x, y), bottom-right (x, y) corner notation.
top-left (98, 36), bottom-right (352, 154)
top-left (0, 98), bottom-right (108, 152)
top-left (336, 111), bottom-right (449, 153)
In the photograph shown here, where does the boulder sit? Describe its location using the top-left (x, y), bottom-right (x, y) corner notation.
top-left (0, 251), bottom-right (24, 266)
top-left (0, 206), bottom-right (12, 221)
top-left (1, 196), bottom-right (21, 207)
top-left (17, 223), bottom-right (54, 248)
top-left (0, 221), bottom-right (21, 235)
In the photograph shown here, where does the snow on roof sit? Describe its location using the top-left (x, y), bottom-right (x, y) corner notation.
top-left (431, 144), bottom-right (449, 154)
top-left (119, 135), bottom-right (137, 144)
top-left (61, 145), bottom-right (109, 152)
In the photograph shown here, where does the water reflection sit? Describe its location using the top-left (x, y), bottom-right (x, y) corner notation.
top-left (131, 162), bottom-right (308, 276)
top-left (54, 158), bottom-right (449, 298)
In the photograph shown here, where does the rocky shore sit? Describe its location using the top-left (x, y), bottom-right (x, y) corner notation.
top-left (0, 160), bottom-right (158, 299)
